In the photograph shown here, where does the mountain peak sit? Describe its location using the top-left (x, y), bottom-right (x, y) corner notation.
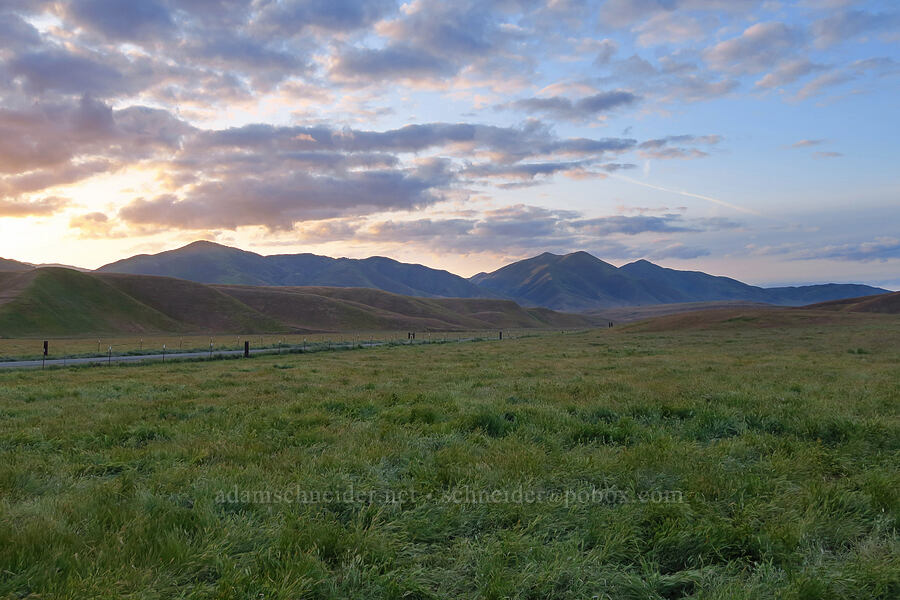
top-left (177, 240), bottom-right (235, 252)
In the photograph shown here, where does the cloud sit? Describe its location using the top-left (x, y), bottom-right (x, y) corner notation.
top-left (794, 69), bottom-right (853, 100)
top-left (256, 0), bottom-right (397, 35)
top-left (812, 9), bottom-right (900, 48)
top-left (505, 90), bottom-right (640, 121)
top-left (66, 0), bottom-right (174, 42)
top-left (290, 205), bottom-right (736, 260)
top-left (0, 195), bottom-right (68, 217)
top-left (647, 243), bottom-right (711, 260)
top-left (118, 160), bottom-right (454, 230)
top-left (791, 139), bottom-right (826, 148)
top-left (332, 44), bottom-right (455, 81)
top-left (756, 59), bottom-right (826, 89)
top-left (8, 49), bottom-right (128, 97)
top-left (795, 237), bottom-right (900, 262)
top-left (704, 22), bottom-right (802, 75)
top-left (599, 0), bottom-right (762, 28)
top-left (637, 134), bottom-right (722, 160)
top-left (591, 39), bottom-right (618, 65)
top-left (573, 215), bottom-right (695, 235)
top-left (0, 96), bottom-right (191, 199)
top-left (69, 211), bottom-right (130, 238)
top-left (812, 151), bottom-right (843, 159)
top-left (635, 12), bottom-right (710, 47)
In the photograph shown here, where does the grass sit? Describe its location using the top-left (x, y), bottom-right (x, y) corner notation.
top-left (1, 316), bottom-right (898, 598)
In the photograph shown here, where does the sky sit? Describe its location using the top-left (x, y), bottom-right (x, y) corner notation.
top-left (0, 0), bottom-right (898, 288)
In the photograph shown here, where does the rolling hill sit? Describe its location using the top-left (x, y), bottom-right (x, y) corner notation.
top-left (0, 257), bottom-right (33, 272)
top-left (0, 268), bottom-right (592, 336)
top-left (803, 291), bottom-right (900, 314)
top-left (472, 252), bottom-right (889, 310)
top-left (98, 241), bottom-right (489, 299)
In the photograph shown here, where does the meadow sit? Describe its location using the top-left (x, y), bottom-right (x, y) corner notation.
top-left (1, 314), bottom-right (898, 598)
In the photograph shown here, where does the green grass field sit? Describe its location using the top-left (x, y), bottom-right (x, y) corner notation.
top-left (1, 316), bottom-right (898, 598)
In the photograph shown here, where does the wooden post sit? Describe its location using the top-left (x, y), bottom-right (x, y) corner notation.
top-left (244, 340), bottom-right (249, 358)
top-left (162, 344), bottom-right (166, 363)
top-left (108, 346), bottom-right (111, 365)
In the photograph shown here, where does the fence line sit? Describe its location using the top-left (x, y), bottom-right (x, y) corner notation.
top-left (0, 329), bottom-right (573, 370)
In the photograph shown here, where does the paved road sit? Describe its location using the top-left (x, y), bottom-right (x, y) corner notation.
top-left (0, 338), bottom-right (486, 370)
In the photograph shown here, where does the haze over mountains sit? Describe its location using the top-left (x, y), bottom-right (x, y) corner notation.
top-left (95, 241), bottom-right (888, 311)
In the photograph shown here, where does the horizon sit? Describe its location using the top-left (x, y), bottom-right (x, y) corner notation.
top-left (4, 239), bottom-right (897, 291)
top-left (1, 1), bottom-right (898, 290)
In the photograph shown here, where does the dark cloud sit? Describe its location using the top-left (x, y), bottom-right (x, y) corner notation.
top-left (256, 0), bottom-right (397, 35)
top-left (506, 90), bottom-right (640, 121)
top-left (0, 12), bottom-right (42, 50)
top-left (0, 96), bottom-right (191, 202)
top-left (192, 120), bottom-right (637, 163)
top-left (332, 45), bottom-right (455, 81)
top-left (8, 49), bottom-right (127, 97)
top-left (67, 0), bottom-right (174, 42)
top-left (119, 163), bottom-right (452, 230)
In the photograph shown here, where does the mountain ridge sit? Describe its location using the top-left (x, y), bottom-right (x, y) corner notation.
top-left (4, 241), bottom-right (888, 312)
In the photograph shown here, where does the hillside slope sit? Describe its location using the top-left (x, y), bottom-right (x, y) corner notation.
top-left (0, 257), bottom-right (33, 272)
top-left (0, 268), bottom-right (589, 336)
top-left (0, 269), bottom-right (183, 336)
top-left (803, 291), bottom-right (900, 314)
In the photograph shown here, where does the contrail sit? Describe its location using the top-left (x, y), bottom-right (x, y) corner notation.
top-left (610, 174), bottom-right (762, 216)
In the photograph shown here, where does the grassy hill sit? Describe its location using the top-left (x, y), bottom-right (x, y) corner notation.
top-left (803, 291), bottom-right (900, 314)
top-left (0, 269), bottom-right (183, 336)
top-left (0, 257), bottom-right (32, 272)
top-left (0, 268), bottom-right (591, 337)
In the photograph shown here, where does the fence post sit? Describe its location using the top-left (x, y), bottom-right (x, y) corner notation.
top-left (244, 340), bottom-right (250, 358)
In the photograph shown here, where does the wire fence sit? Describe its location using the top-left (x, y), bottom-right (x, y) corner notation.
top-left (0, 329), bottom-right (564, 366)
